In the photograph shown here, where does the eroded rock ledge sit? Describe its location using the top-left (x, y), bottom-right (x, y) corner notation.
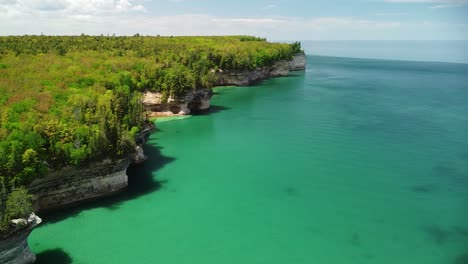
top-left (289, 52), bottom-right (307, 71)
top-left (26, 123), bottom-right (154, 212)
top-left (216, 52), bottom-right (306, 86)
top-left (0, 214), bottom-right (41, 264)
top-left (143, 89), bottom-right (212, 117)
top-left (28, 159), bottom-right (130, 211)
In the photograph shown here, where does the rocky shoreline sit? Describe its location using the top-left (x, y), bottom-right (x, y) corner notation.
top-left (27, 123), bottom-right (154, 212)
top-left (28, 158), bottom-right (130, 212)
top-left (0, 214), bottom-right (42, 264)
top-left (143, 53), bottom-right (306, 117)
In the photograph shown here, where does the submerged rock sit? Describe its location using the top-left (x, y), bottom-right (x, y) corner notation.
top-left (0, 213), bottom-right (41, 264)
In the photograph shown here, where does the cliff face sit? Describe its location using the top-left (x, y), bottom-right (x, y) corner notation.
top-left (130, 124), bottom-right (154, 165)
top-left (215, 53), bottom-right (306, 86)
top-left (289, 52), bottom-right (307, 71)
top-left (143, 89), bottom-right (212, 117)
top-left (144, 53), bottom-right (307, 116)
top-left (28, 159), bottom-right (129, 211)
top-left (0, 214), bottom-right (41, 264)
top-left (215, 59), bottom-right (290, 86)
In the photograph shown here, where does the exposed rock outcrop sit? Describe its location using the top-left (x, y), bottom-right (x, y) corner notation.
top-left (130, 146), bottom-right (147, 165)
top-left (143, 53), bottom-right (306, 117)
top-left (143, 89), bottom-right (212, 117)
top-left (0, 213), bottom-right (41, 264)
top-left (130, 123), bottom-right (154, 165)
top-left (28, 159), bottom-right (129, 211)
top-left (215, 53), bottom-right (306, 86)
top-left (215, 60), bottom-right (290, 86)
top-left (289, 52), bottom-right (307, 71)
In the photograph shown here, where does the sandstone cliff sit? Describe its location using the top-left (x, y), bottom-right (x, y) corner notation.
top-left (130, 123), bottom-right (154, 164)
top-left (143, 53), bottom-right (307, 117)
top-left (289, 52), bottom-right (307, 71)
top-left (0, 214), bottom-right (41, 264)
top-left (26, 122), bottom-right (154, 211)
top-left (143, 89), bottom-right (212, 117)
top-left (28, 159), bottom-right (129, 211)
top-left (215, 58), bottom-right (290, 86)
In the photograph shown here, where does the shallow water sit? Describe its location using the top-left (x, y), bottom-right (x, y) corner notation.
top-left (29, 56), bottom-right (468, 264)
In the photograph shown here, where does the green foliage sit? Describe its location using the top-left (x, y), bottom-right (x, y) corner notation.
top-left (0, 186), bottom-right (34, 232)
top-left (239, 36), bottom-right (267, 42)
top-left (0, 35), bottom-right (301, 181)
top-left (4, 187), bottom-right (33, 220)
top-left (290, 41), bottom-right (302, 54)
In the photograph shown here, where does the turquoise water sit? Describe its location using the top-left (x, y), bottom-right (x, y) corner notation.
top-left (29, 56), bottom-right (468, 264)
top-left (300, 40), bottom-right (468, 64)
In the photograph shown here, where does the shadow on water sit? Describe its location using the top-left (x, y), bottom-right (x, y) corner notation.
top-left (39, 137), bottom-right (175, 224)
top-left (35, 248), bottom-right (73, 264)
top-left (194, 104), bottom-right (230, 115)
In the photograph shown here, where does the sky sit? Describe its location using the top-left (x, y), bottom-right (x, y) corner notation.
top-left (0, 0), bottom-right (467, 40)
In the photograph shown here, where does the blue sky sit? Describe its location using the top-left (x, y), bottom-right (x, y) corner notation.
top-left (0, 0), bottom-right (467, 40)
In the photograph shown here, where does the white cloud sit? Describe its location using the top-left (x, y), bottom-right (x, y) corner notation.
top-left (384, 0), bottom-right (468, 8)
top-left (0, 0), bottom-right (145, 18)
top-left (0, 10), bottom-right (406, 40)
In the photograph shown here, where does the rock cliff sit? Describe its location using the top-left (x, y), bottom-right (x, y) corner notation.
top-left (215, 59), bottom-right (291, 86)
top-left (0, 214), bottom-right (41, 264)
top-left (289, 52), bottom-right (307, 71)
top-left (26, 122), bottom-right (154, 211)
top-left (28, 159), bottom-right (129, 211)
top-left (144, 53), bottom-right (307, 116)
top-left (130, 123), bottom-right (154, 165)
top-left (143, 89), bottom-right (212, 117)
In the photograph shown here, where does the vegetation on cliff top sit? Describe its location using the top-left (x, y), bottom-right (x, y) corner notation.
top-left (0, 35), bottom-right (301, 231)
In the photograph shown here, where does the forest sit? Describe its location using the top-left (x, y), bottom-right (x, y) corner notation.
top-left (0, 35), bottom-right (301, 232)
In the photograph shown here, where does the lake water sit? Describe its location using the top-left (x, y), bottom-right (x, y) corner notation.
top-left (29, 55), bottom-right (468, 264)
top-left (300, 40), bottom-right (468, 64)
